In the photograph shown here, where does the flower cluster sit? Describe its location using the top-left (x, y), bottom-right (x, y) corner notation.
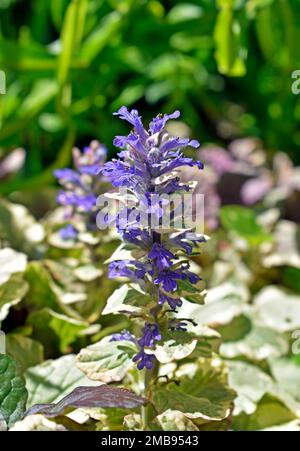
top-left (54, 141), bottom-right (107, 240)
top-left (100, 106), bottom-right (205, 370)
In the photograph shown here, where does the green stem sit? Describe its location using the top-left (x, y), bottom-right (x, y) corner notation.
top-left (141, 360), bottom-right (159, 430)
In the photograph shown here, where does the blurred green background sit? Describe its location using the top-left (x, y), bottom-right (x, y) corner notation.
top-left (0, 0), bottom-right (300, 196)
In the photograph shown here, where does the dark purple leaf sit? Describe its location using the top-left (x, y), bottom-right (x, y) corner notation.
top-left (26, 385), bottom-right (147, 418)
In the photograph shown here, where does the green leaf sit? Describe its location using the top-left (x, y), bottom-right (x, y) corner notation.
top-left (220, 319), bottom-right (289, 360)
top-left (0, 37), bottom-right (56, 71)
top-left (269, 358), bottom-right (300, 403)
top-left (260, 419), bottom-right (300, 432)
top-left (58, 0), bottom-right (87, 90)
top-left (80, 12), bottom-right (122, 63)
top-left (178, 280), bottom-right (249, 327)
top-left (25, 355), bottom-right (98, 407)
top-left (282, 267), bottom-right (300, 293)
top-left (112, 84), bottom-right (144, 110)
top-left (102, 284), bottom-right (154, 316)
top-left (263, 221), bottom-right (300, 268)
top-left (214, 1), bottom-right (246, 76)
top-left (18, 80), bottom-right (58, 118)
top-left (27, 308), bottom-right (89, 353)
top-left (24, 261), bottom-right (80, 319)
top-left (254, 286), bottom-right (300, 332)
top-left (76, 337), bottom-right (138, 383)
top-left (177, 279), bottom-right (205, 304)
top-left (151, 323), bottom-right (219, 364)
top-left (220, 205), bottom-right (271, 245)
top-left (227, 361), bottom-right (300, 418)
top-left (233, 394), bottom-right (297, 431)
top-left (167, 4), bottom-right (203, 24)
top-left (156, 410), bottom-right (199, 431)
top-left (6, 334), bottom-right (44, 374)
top-left (0, 354), bottom-right (28, 427)
top-left (153, 358), bottom-right (235, 423)
top-left (0, 200), bottom-right (45, 254)
top-left (123, 413), bottom-right (143, 431)
top-left (0, 274), bottom-right (29, 322)
top-left (50, 0), bottom-right (69, 30)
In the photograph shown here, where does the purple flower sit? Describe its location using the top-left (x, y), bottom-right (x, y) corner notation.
top-left (110, 330), bottom-right (136, 343)
top-left (120, 229), bottom-right (152, 248)
top-left (154, 269), bottom-right (184, 292)
top-left (133, 323), bottom-right (161, 370)
top-left (57, 191), bottom-right (78, 206)
top-left (108, 261), bottom-right (135, 279)
top-left (148, 243), bottom-right (175, 271)
top-left (138, 323), bottom-right (161, 348)
top-left (158, 291), bottom-right (182, 310)
top-left (162, 178), bottom-right (190, 194)
top-left (169, 231), bottom-right (206, 254)
top-left (101, 106), bottom-right (203, 196)
top-left (54, 141), bottom-right (107, 237)
top-left (54, 168), bottom-right (81, 184)
top-left (113, 106), bottom-right (148, 141)
top-left (139, 192), bottom-right (169, 219)
top-left (75, 142), bottom-right (107, 174)
top-left (179, 263), bottom-right (201, 284)
top-left (159, 138), bottom-right (200, 154)
top-left (100, 160), bottom-right (142, 189)
top-left (149, 110), bottom-right (180, 134)
top-left (132, 350), bottom-right (156, 370)
top-left (104, 106), bottom-right (205, 371)
top-left (114, 135), bottom-right (129, 149)
top-left (59, 224), bottom-right (78, 240)
top-left (186, 270), bottom-right (200, 284)
top-left (158, 156), bottom-right (203, 176)
top-left (134, 261), bottom-right (149, 279)
top-left (76, 194), bottom-right (97, 211)
top-left (78, 164), bottom-right (102, 176)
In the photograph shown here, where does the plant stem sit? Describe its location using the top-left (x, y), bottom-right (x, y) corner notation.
top-left (141, 360), bottom-right (159, 430)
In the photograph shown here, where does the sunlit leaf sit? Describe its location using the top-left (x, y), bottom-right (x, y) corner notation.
top-left (153, 358), bottom-right (235, 422)
top-left (156, 409), bottom-right (199, 431)
top-left (76, 337), bottom-right (138, 383)
top-left (0, 274), bottom-right (28, 322)
top-left (27, 308), bottom-right (89, 353)
top-left (102, 283), bottom-right (153, 316)
top-left (0, 354), bottom-right (28, 427)
top-left (253, 286), bottom-right (300, 332)
top-left (220, 320), bottom-right (289, 360)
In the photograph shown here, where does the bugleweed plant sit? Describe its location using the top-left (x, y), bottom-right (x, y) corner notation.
top-left (1, 107), bottom-right (238, 432)
top-left (54, 140), bottom-right (107, 241)
top-left (89, 106), bottom-right (231, 429)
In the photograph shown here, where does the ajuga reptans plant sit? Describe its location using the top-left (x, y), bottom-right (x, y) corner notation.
top-left (54, 140), bottom-right (107, 241)
top-left (99, 107), bottom-right (207, 374)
